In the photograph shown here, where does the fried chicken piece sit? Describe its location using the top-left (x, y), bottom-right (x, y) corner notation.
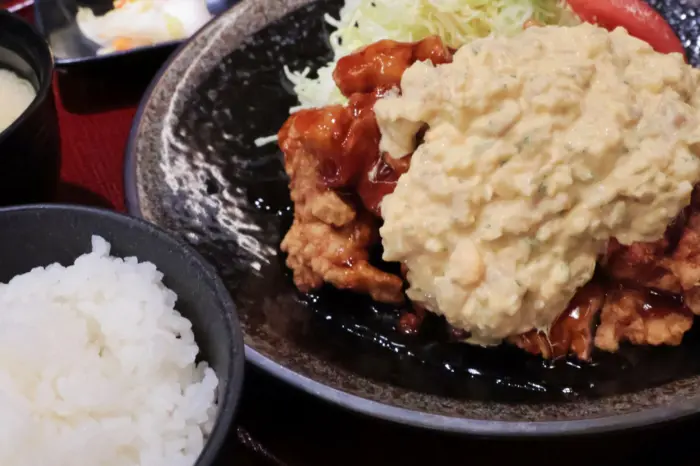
top-left (594, 288), bottom-right (693, 352)
top-left (279, 97), bottom-right (404, 304)
top-left (281, 212), bottom-right (404, 303)
top-left (277, 37), bottom-right (450, 304)
top-left (667, 211), bottom-right (700, 314)
top-left (510, 332), bottom-right (552, 358)
top-left (603, 238), bottom-right (681, 293)
top-left (682, 286), bottom-right (700, 315)
top-left (333, 36), bottom-right (452, 97)
top-left (509, 282), bottom-right (604, 360)
top-left (398, 303), bottom-right (427, 335)
top-left (279, 107), bottom-right (356, 227)
top-left (668, 212), bottom-right (700, 292)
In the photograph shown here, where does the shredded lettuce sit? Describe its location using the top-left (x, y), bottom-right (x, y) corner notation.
top-left (284, 0), bottom-right (579, 111)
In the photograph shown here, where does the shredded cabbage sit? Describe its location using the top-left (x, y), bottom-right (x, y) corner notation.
top-left (284, 0), bottom-right (579, 111)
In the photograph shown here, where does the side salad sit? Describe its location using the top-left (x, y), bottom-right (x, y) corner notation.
top-left (77, 0), bottom-right (213, 55)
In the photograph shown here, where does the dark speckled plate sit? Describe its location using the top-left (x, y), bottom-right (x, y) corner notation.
top-left (125, 0), bottom-right (700, 436)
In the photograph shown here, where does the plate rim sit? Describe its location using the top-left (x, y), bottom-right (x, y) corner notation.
top-left (122, 0), bottom-right (700, 436)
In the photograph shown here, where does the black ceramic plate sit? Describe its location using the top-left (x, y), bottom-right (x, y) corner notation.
top-left (33, 0), bottom-right (236, 66)
top-left (125, 0), bottom-right (700, 436)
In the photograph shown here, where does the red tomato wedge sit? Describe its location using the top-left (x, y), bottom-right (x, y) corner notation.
top-left (567, 0), bottom-right (686, 57)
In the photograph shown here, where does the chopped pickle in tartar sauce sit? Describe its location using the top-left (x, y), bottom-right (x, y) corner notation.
top-left (376, 23), bottom-right (700, 345)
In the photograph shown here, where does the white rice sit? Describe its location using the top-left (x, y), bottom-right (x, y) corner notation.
top-left (0, 236), bottom-right (219, 466)
top-left (0, 68), bottom-right (36, 133)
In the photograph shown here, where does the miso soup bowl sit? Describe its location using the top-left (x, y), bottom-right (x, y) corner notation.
top-left (0, 11), bottom-right (60, 205)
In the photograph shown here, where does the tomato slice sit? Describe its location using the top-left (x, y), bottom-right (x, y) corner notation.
top-left (567, 0), bottom-right (686, 57)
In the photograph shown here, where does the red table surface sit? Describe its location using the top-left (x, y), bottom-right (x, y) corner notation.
top-left (3, 1), bottom-right (135, 211)
top-left (57, 101), bottom-right (134, 212)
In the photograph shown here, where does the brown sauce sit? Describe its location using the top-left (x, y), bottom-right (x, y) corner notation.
top-left (332, 37), bottom-right (452, 97)
top-left (306, 36), bottom-right (454, 216)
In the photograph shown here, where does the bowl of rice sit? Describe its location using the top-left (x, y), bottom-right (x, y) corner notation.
top-left (0, 203), bottom-right (244, 466)
top-left (0, 12), bottom-right (60, 205)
